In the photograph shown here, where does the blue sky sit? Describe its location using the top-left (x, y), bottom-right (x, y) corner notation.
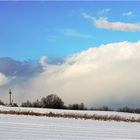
top-left (1, 1), bottom-right (140, 60)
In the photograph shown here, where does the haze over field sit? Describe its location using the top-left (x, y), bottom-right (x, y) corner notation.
top-left (0, 1), bottom-right (140, 108)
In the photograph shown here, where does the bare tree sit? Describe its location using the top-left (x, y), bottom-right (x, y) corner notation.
top-left (40, 94), bottom-right (64, 109)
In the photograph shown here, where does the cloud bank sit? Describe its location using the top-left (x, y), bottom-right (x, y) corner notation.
top-left (1, 41), bottom-right (140, 108)
top-left (0, 57), bottom-right (43, 77)
top-left (82, 13), bottom-right (140, 32)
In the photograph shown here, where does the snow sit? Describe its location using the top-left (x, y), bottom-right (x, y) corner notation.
top-left (0, 113), bottom-right (140, 140)
top-left (0, 106), bottom-right (140, 139)
top-left (0, 105), bottom-right (140, 119)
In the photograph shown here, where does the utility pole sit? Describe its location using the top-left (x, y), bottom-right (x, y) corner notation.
top-left (9, 89), bottom-right (12, 105)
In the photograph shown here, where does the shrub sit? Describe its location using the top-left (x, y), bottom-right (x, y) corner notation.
top-left (32, 99), bottom-right (41, 108)
top-left (68, 103), bottom-right (85, 110)
top-left (12, 103), bottom-right (18, 107)
top-left (90, 106), bottom-right (112, 111)
top-left (21, 100), bottom-right (33, 107)
top-left (0, 99), bottom-right (5, 105)
top-left (118, 106), bottom-right (140, 114)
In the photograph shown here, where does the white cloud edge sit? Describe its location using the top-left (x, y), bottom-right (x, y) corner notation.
top-left (82, 12), bottom-right (140, 32)
top-left (122, 11), bottom-right (134, 17)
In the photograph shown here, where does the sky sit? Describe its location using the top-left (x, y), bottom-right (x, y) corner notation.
top-left (1, 1), bottom-right (140, 60)
top-left (0, 1), bottom-right (140, 108)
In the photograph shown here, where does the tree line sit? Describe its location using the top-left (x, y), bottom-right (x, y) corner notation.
top-left (21, 94), bottom-right (85, 110)
top-left (0, 94), bottom-right (140, 113)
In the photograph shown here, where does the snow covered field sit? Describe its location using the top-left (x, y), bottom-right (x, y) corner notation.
top-left (0, 106), bottom-right (140, 139)
top-left (0, 113), bottom-right (140, 140)
top-left (0, 106), bottom-right (140, 120)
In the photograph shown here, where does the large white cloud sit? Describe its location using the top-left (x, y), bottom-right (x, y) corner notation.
top-left (10, 41), bottom-right (140, 108)
top-left (82, 13), bottom-right (140, 32)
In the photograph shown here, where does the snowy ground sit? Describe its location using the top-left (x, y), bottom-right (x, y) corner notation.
top-left (0, 106), bottom-right (140, 120)
top-left (0, 113), bottom-right (140, 140)
top-left (0, 106), bottom-right (140, 139)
